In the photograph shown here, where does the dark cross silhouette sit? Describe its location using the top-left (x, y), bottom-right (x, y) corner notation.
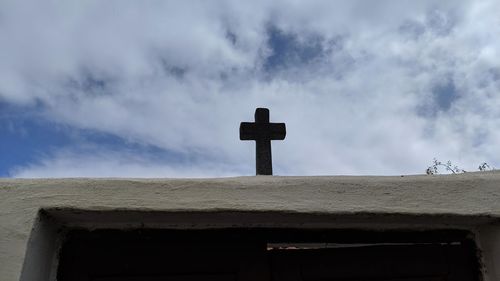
top-left (240, 108), bottom-right (286, 175)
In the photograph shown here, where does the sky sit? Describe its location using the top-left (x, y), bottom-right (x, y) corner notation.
top-left (1, 0), bottom-right (499, 177)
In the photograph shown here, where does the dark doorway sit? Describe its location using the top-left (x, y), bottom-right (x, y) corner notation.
top-left (57, 229), bottom-right (480, 281)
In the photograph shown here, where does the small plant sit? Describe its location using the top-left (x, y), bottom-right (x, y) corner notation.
top-left (426, 159), bottom-right (494, 175)
top-left (478, 162), bottom-right (493, 171)
top-left (426, 159), bottom-right (465, 175)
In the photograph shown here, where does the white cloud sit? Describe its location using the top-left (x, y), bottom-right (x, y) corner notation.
top-left (2, 0), bottom-right (500, 177)
top-left (10, 148), bottom-right (243, 178)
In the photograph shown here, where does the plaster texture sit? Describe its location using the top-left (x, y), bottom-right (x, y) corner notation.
top-left (1, 172), bottom-right (500, 281)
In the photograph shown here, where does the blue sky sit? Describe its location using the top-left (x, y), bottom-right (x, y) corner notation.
top-left (1, 0), bottom-right (500, 177)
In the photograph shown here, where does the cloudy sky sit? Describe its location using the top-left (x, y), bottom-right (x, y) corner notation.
top-left (1, 0), bottom-right (499, 177)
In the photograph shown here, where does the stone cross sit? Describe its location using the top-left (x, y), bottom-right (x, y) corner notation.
top-left (240, 108), bottom-right (286, 175)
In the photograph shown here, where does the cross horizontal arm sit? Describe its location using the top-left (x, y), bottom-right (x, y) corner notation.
top-left (240, 123), bottom-right (286, 140)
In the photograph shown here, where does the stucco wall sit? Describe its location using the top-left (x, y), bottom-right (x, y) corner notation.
top-left (1, 172), bottom-right (500, 281)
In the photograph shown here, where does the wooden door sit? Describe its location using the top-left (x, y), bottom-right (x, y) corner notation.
top-left (57, 229), bottom-right (480, 281)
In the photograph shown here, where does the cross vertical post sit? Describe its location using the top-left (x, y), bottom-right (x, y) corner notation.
top-left (240, 108), bottom-right (286, 175)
